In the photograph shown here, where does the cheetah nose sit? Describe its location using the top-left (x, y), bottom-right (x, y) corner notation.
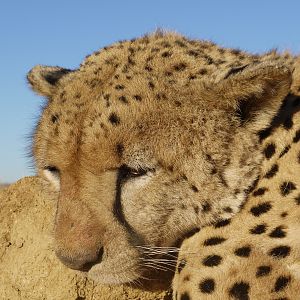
top-left (56, 246), bottom-right (104, 271)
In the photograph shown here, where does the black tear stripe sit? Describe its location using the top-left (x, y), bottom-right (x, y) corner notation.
top-left (113, 166), bottom-right (145, 246)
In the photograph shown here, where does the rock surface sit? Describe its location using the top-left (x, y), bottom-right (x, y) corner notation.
top-left (0, 176), bottom-right (172, 300)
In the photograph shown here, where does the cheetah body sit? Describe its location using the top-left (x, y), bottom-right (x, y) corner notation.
top-left (174, 93), bottom-right (300, 299)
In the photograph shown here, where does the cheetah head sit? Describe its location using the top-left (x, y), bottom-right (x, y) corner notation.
top-left (27, 43), bottom-right (291, 284)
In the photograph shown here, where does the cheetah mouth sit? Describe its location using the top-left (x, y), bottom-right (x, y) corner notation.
top-left (85, 245), bottom-right (178, 285)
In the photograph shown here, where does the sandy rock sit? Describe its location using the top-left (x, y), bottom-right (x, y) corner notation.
top-left (0, 177), bottom-right (172, 300)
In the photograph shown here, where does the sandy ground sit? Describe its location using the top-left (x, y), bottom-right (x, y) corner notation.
top-left (0, 176), bottom-right (172, 300)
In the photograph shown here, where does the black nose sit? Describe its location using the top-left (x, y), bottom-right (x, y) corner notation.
top-left (56, 246), bottom-right (104, 272)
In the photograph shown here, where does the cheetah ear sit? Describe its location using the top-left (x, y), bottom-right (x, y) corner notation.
top-left (216, 61), bottom-right (292, 130)
top-left (27, 65), bottom-right (73, 97)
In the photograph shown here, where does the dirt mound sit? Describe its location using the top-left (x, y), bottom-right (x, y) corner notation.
top-left (0, 177), bottom-right (172, 300)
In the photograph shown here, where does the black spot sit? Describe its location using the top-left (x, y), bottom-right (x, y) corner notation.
top-left (295, 194), bottom-right (300, 205)
top-left (223, 206), bottom-right (233, 213)
top-left (115, 84), bottom-right (125, 90)
top-left (51, 114), bottom-right (59, 123)
top-left (177, 259), bottom-right (186, 273)
top-left (269, 226), bottom-right (286, 238)
top-left (203, 54), bottom-right (214, 65)
top-left (219, 173), bottom-right (229, 187)
top-left (103, 93), bottom-right (110, 100)
top-left (180, 292), bottom-right (190, 300)
top-left (187, 50), bottom-right (199, 57)
top-left (202, 202), bottom-right (211, 212)
top-left (175, 40), bottom-right (187, 48)
top-left (280, 181), bottom-right (297, 196)
top-left (253, 187), bottom-right (267, 196)
top-left (202, 255), bottom-right (222, 267)
top-left (193, 206), bottom-right (199, 214)
top-left (273, 276), bottom-right (291, 292)
top-left (281, 212), bottom-right (288, 218)
top-left (167, 165), bottom-right (174, 172)
top-left (182, 228), bottom-right (200, 240)
top-left (128, 56), bottom-right (135, 65)
top-left (258, 127), bottom-right (272, 142)
top-left (145, 65), bottom-right (153, 72)
top-left (269, 246), bottom-right (291, 258)
top-left (188, 74), bottom-right (197, 80)
top-left (265, 164), bottom-right (279, 179)
top-left (198, 68), bottom-right (208, 75)
top-left (161, 51), bottom-right (171, 57)
top-left (108, 113), bottom-right (120, 125)
top-left (128, 47), bottom-right (134, 53)
top-left (234, 246), bottom-right (251, 257)
top-left (283, 117), bottom-right (293, 129)
top-left (133, 95), bottom-right (142, 101)
top-left (156, 93), bottom-right (167, 101)
top-left (264, 143), bottom-right (276, 159)
top-left (245, 177), bottom-right (259, 194)
top-left (250, 202), bottom-right (272, 217)
top-left (191, 185), bottom-right (198, 192)
top-left (174, 63), bottom-right (187, 71)
top-left (148, 81), bottom-right (155, 89)
top-left (116, 143), bottom-right (124, 157)
top-left (229, 281), bottom-right (250, 300)
top-left (203, 237), bottom-right (226, 246)
top-left (293, 130), bottom-right (300, 143)
top-left (231, 49), bottom-right (242, 55)
top-left (279, 145), bottom-right (291, 158)
top-left (250, 223), bottom-right (267, 234)
top-left (256, 265), bottom-right (271, 277)
top-left (118, 96), bottom-right (128, 103)
top-left (218, 48), bottom-right (226, 54)
top-left (199, 278), bottom-right (215, 293)
top-left (215, 219), bottom-right (231, 228)
top-left (234, 189), bottom-right (240, 195)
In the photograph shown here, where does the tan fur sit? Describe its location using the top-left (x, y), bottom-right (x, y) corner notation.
top-left (27, 31), bottom-right (299, 296)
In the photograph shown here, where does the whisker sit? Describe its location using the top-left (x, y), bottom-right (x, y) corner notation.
top-left (143, 262), bottom-right (174, 273)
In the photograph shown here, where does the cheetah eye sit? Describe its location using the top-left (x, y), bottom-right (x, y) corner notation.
top-left (119, 165), bottom-right (148, 180)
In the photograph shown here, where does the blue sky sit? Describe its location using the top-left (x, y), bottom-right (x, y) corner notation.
top-left (1, 0), bottom-right (300, 183)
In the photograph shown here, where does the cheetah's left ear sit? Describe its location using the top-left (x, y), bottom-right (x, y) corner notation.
top-left (27, 65), bottom-right (73, 97)
top-left (216, 61), bottom-right (292, 131)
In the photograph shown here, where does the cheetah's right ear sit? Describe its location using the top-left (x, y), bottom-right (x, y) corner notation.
top-left (215, 61), bottom-right (292, 131)
top-left (27, 65), bottom-right (73, 97)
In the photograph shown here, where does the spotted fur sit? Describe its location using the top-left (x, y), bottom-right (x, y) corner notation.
top-left (173, 93), bottom-right (300, 299)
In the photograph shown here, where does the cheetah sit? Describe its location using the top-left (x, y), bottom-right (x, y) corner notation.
top-left (27, 31), bottom-right (300, 298)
